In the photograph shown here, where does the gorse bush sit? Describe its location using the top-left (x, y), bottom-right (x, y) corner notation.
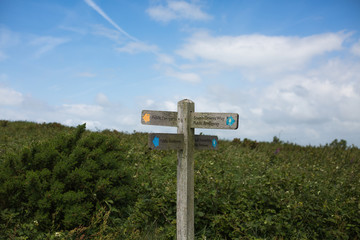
top-left (0, 123), bottom-right (136, 238)
top-left (0, 121), bottom-right (359, 239)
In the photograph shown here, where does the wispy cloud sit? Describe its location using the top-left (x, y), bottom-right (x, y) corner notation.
top-left (156, 53), bottom-right (175, 65)
top-left (147, 0), bottom-right (212, 23)
top-left (0, 26), bottom-right (20, 61)
top-left (91, 24), bottom-right (124, 42)
top-left (84, 0), bottom-right (138, 42)
top-left (30, 36), bottom-right (69, 58)
top-left (59, 25), bottom-right (87, 35)
top-left (84, 0), bottom-right (198, 83)
top-left (85, 1), bottom-right (160, 55)
top-left (116, 42), bottom-right (158, 54)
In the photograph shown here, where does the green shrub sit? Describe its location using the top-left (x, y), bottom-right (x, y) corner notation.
top-left (1, 121), bottom-right (359, 239)
top-left (0, 124), bottom-right (136, 238)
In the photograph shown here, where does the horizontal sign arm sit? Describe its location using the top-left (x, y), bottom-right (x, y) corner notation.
top-left (141, 110), bottom-right (177, 127)
top-left (148, 133), bottom-right (184, 150)
top-left (148, 133), bottom-right (218, 150)
top-left (142, 110), bottom-right (239, 130)
top-left (195, 135), bottom-right (218, 150)
top-left (190, 112), bottom-right (239, 130)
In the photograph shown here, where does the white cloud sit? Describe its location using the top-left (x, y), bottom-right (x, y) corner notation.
top-left (157, 53), bottom-right (175, 65)
top-left (60, 104), bottom-right (103, 118)
top-left (116, 42), bottom-right (158, 54)
top-left (115, 113), bottom-right (137, 126)
top-left (30, 36), bottom-right (69, 58)
top-left (0, 87), bottom-right (23, 106)
top-left (261, 78), bottom-right (333, 124)
top-left (145, 99), bottom-right (155, 107)
top-left (147, 5), bottom-right (175, 23)
top-left (2, 70), bottom-right (359, 146)
top-left (147, 0), bottom-right (212, 23)
top-left (1, 33), bottom-right (357, 146)
top-left (163, 100), bottom-right (177, 111)
top-left (185, 52), bottom-right (360, 146)
top-left (308, 58), bottom-right (360, 83)
top-left (177, 31), bottom-right (349, 72)
top-left (63, 118), bottom-right (102, 129)
top-left (257, 60), bottom-right (360, 126)
top-left (95, 93), bottom-right (109, 105)
top-left (166, 69), bottom-right (202, 83)
top-left (351, 39), bottom-right (360, 56)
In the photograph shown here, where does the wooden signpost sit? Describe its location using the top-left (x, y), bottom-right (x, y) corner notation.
top-left (141, 99), bottom-right (239, 240)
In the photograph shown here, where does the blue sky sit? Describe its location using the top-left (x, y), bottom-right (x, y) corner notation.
top-left (1, 0), bottom-right (360, 146)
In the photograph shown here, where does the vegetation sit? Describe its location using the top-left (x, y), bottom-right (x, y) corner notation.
top-left (1, 120), bottom-right (359, 239)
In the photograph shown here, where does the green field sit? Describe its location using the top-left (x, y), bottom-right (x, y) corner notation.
top-left (0, 120), bottom-right (359, 239)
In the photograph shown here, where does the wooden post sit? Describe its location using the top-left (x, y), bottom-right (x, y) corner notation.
top-left (141, 100), bottom-right (239, 239)
top-left (177, 99), bottom-right (195, 240)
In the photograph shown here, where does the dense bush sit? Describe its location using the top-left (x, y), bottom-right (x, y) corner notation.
top-left (0, 121), bottom-right (359, 239)
top-left (0, 124), bottom-right (137, 239)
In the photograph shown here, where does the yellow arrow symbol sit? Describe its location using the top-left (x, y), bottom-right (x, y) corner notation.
top-left (143, 113), bottom-right (150, 123)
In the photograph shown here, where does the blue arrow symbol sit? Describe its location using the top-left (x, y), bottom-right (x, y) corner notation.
top-left (212, 138), bottom-right (217, 148)
top-left (153, 136), bottom-right (159, 147)
top-left (226, 116), bottom-right (235, 126)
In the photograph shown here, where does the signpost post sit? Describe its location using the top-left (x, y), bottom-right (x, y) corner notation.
top-left (141, 99), bottom-right (239, 240)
